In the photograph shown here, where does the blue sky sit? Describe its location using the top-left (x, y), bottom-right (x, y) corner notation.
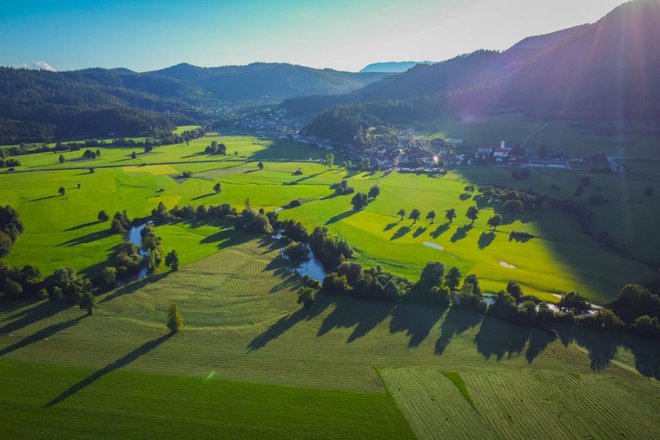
top-left (0, 0), bottom-right (625, 72)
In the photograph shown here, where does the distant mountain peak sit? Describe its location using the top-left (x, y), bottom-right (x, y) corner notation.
top-left (360, 61), bottom-right (434, 73)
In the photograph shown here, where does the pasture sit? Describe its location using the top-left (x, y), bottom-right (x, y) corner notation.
top-left (1, 133), bottom-right (659, 303)
top-left (417, 113), bottom-right (660, 159)
top-left (1, 238), bottom-right (658, 439)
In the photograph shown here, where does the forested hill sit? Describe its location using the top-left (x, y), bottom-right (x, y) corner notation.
top-left (0, 67), bottom-right (206, 143)
top-left (296, 0), bottom-right (660, 128)
top-left (149, 63), bottom-right (389, 101)
top-left (0, 63), bottom-right (388, 143)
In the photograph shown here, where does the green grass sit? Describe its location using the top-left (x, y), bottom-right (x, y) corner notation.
top-left (1, 238), bottom-right (657, 438)
top-left (381, 367), bottom-right (660, 440)
top-left (2, 136), bottom-right (658, 303)
top-left (172, 124), bottom-right (202, 134)
top-left (0, 359), bottom-right (414, 440)
top-left (417, 113), bottom-right (660, 159)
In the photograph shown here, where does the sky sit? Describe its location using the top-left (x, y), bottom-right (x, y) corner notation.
top-left (0, 0), bottom-right (627, 72)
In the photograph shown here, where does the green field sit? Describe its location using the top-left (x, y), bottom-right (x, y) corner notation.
top-left (417, 113), bottom-right (660, 159)
top-left (2, 133), bottom-right (658, 303)
top-left (1, 238), bottom-right (658, 438)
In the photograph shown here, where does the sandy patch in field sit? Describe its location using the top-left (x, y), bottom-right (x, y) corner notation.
top-left (423, 242), bottom-right (444, 250)
top-left (123, 164), bottom-right (178, 175)
top-left (499, 261), bottom-right (516, 269)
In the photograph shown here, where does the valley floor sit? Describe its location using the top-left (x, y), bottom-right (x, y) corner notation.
top-left (1, 239), bottom-right (658, 439)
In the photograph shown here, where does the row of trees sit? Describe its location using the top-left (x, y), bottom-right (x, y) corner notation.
top-left (0, 206), bottom-right (24, 258)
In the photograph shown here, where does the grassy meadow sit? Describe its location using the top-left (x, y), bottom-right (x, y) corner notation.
top-left (417, 113), bottom-right (660, 159)
top-left (1, 238), bottom-right (658, 439)
top-left (1, 133), bottom-right (658, 303)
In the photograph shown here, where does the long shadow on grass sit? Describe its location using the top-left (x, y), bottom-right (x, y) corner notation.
top-left (317, 297), bottom-right (394, 343)
top-left (0, 315), bottom-right (86, 357)
top-left (46, 333), bottom-right (174, 407)
top-left (391, 226), bottom-right (411, 240)
top-left (191, 193), bottom-right (216, 201)
top-left (247, 294), bottom-right (334, 351)
top-left (64, 220), bottom-right (102, 232)
top-left (412, 226), bottom-right (428, 238)
top-left (99, 272), bottom-right (170, 304)
top-left (389, 302), bottom-right (445, 348)
top-left (478, 231), bottom-right (496, 249)
top-left (474, 316), bottom-right (555, 363)
top-left (0, 300), bottom-right (71, 335)
top-left (435, 308), bottom-right (483, 355)
top-left (57, 229), bottom-right (114, 247)
top-left (325, 210), bottom-right (355, 225)
top-left (430, 222), bottom-right (450, 238)
top-left (555, 325), bottom-right (659, 378)
top-left (450, 224), bottom-right (473, 243)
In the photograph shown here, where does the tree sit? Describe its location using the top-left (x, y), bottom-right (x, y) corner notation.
top-left (558, 291), bottom-right (590, 314)
top-left (167, 303), bottom-right (184, 333)
top-left (445, 208), bottom-right (456, 223)
top-left (213, 183), bottom-right (222, 194)
top-left (351, 192), bottom-right (369, 211)
top-left (98, 210), bottom-right (109, 222)
top-left (463, 274), bottom-right (482, 296)
top-left (506, 281), bottom-right (524, 303)
top-left (409, 208), bottom-right (421, 224)
top-left (100, 266), bottom-right (117, 288)
top-left (504, 200), bottom-right (523, 213)
top-left (297, 287), bottom-right (315, 308)
top-left (418, 262), bottom-right (445, 290)
top-left (487, 214), bottom-right (503, 230)
top-left (89, 167), bottom-right (95, 174)
top-left (466, 206), bottom-right (479, 224)
top-left (58, 186), bottom-right (66, 196)
top-left (426, 210), bottom-right (436, 224)
top-left (79, 292), bottom-right (96, 316)
top-left (0, 232), bottom-right (12, 258)
top-left (368, 185), bottom-right (380, 199)
top-left (165, 250), bottom-right (180, 271)
top-left (59, 154), bottom-right (65, 164)
top-left (397, 208), bottom-right (406, 221)
top-left (131, 151), bottom-right (137, 159)
top-left (326, 153), bottom-right (334, 169)
top-left (257, 162), bottom-right (264, 170)
top-left (444, 267), bottom-right (462, 291)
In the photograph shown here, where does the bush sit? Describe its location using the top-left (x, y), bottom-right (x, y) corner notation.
top-left (284, 242), bottom-right (309, 262)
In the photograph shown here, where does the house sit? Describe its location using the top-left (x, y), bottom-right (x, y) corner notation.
top-left (493, 146), bottom-right (511, 162)
top-left (475, 147), bottom-right (493, 160)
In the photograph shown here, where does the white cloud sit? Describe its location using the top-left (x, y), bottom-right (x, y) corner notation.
top-left (33, 61), bottom-right (57, 72)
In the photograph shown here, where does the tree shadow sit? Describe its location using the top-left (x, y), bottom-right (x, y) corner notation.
top-left (284, 171), bottom-right (326, 186)
top-left (509, 233), bottom-right (534, 243)
top-left (383, 222), bottom-right (399, 232)
top-left (0, 315), bottom-right (86, 357)
top-left (389, 303), bottom-right (445, 348)
top-left (99, 272), bottom-right (170, 304)
top-left (325, 210), bottom-right (355, 225)
top-left (0, 300), bottom-right (70, 335)
top-left (474, 316), bottom-right (555, 363)
top-left (64, 221), bottom-right (102, 232)
top-left (390, 226), bottom-right (411, 240)
top-left (430, 222), bottom-right (450, 238)
top-left (317, 297), bottom-right (394, 343)
top-left (478, 232), bottom-right (496, 249)
top-left (247, 294), bottom-right (334, 351)
top-left (45, 333), bottom-right (174, 407)
top-left (191, 193), bottom-right (216, 201)
top-left (435, 308), bottom-right (483, 355)
top-left (29, 195), bottom-right (58, 202)
top-left (57, 229), bottom-right (114, 247)
top-left (412, 227), bottom-right (428, 238)
top-left (450, 224), bottom-right (473, 242)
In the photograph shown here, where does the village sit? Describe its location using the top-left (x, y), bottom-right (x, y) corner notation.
top-left (232, 108), bottom-right (615, 174)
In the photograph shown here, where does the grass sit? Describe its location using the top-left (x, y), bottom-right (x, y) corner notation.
top-left (417, 113), bottom-right (660, 159)
top-left (0, 237), bottom-right (657, 438)
top-left (0, 359), bottom-right (414, 440)
top-left (2, 134), bottom-right (658, 303)
top-left (381, 367), bottom-right (660, 440)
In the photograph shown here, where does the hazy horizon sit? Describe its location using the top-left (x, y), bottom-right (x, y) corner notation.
top-left (1, 0), bottom-right (627, 72)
